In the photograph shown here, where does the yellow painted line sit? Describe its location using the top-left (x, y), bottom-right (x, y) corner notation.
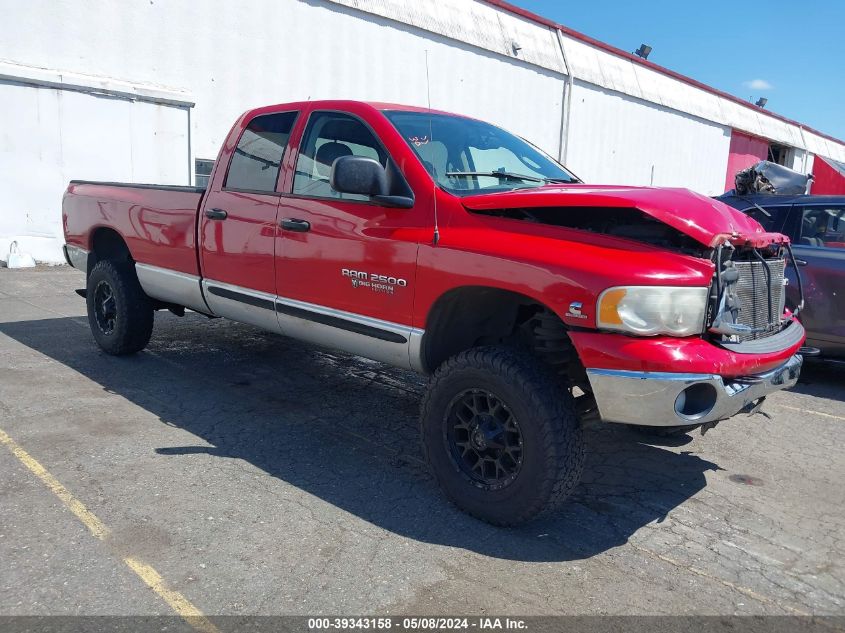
top-left (0, 426), bottom-right (221, 633)
top-left (0, 427), bottom-right (109, 539)
top-left (124, 557), bottom-right (222, 633)
top-left (775, 403), bottom-right (845, 422)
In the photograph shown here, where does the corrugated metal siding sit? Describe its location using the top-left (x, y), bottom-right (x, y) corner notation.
top-left (565, 82), bottom-right (731, 195)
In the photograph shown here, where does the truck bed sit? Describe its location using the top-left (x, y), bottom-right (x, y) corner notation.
top-left (63, 180), bottom-right (205, 276)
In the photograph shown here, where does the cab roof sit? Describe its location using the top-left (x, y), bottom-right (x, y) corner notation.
top-left (248, 99), bottom-right (476, 120)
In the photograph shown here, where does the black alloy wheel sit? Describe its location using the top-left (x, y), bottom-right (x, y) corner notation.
top-left (445, 389), bottom-right (523, 489)
top-left (93, 280), bottom-right (117, 335)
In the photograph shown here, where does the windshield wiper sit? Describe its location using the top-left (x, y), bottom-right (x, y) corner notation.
top-left (446, 170), bottom-right (546, 183)
top-left (737, 195), bottom-right (772, 218)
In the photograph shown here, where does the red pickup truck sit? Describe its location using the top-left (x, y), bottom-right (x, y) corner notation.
top-left (63, 100), bottom-right (804, 525)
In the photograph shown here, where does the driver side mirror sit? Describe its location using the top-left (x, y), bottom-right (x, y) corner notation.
top-left (330, 156), bottom-right (414, 209)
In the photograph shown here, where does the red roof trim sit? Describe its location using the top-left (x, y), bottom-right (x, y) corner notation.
top-left (483, 0), bottom-right (845, 148)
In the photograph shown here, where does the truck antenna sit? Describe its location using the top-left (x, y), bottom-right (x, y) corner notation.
top-left (425, 50), bottom-right (440, 246)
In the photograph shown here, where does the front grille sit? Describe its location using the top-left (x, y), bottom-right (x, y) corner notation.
top-left (733, 258), bottom-right (786, 341)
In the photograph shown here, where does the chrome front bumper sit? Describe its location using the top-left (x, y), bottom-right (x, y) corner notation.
top-left (586, 354), bottom-right (802, 427)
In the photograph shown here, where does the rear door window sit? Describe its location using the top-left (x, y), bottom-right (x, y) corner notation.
top-left (225, 111), bottom-right (298, 192)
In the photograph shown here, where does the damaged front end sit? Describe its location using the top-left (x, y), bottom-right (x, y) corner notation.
top-left (461, 187), bottom-right (808, 431)
top-left (584, 238), bottom-right (806, 430)
top-left (706, 240), bottom-right (805, 353)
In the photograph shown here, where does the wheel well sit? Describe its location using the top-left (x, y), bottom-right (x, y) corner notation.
top-left (422, 287), bottom-right (587, 388)
top-left (89, 228), bottom-right (132, 273)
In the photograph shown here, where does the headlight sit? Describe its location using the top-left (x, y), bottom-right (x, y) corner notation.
top-left (597, 286), bottom-right (708, 337)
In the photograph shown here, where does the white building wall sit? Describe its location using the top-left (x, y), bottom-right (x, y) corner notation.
top-left (2, 0), bottom-right (843, 163)
top-left (0, 68), bottom-right (190, 263)
top-left (0, 0), bottom-right (569, 262)
top-left (566, 83), bottom-right (731, 195)
top-left (0, 0), bottom-right (566, 162)
top-left (805, 154), bottom-right (816, 188)
top-left (789, 148), bottom-right (808, 173)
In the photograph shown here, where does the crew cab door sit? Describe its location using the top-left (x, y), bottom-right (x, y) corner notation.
top-left (274, 109), bottom-right (422, 368)
top-left (784, 203), bottom-right (845, 352)
top-left (199, 109), bottom-right (298, 332)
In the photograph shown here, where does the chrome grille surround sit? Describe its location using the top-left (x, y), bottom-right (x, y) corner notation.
top-left (733, 258), bottom-right (786, 341)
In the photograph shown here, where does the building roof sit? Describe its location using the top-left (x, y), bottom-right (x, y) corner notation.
top-left (485, 0), bottom-right (844, 147)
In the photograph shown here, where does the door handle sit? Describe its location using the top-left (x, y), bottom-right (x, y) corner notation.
top-left (280, 218), bottom-right (311, 232)
top-left (205, 208), bottom-right (228, 220)
top-left (795, 258), bottom-right (808, 266)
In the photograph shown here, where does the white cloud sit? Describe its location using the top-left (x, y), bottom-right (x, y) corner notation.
top-left (744, 79), bottom-right (773, 91)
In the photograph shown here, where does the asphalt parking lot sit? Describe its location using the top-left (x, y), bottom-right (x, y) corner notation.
top-left (1, 266), bottom-right (843, 619)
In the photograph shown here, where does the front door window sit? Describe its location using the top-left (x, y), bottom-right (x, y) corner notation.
top-left (292, 112), bottom-right (387, 201)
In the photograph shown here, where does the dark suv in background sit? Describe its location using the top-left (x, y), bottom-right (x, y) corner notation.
top-left (718, 193), bottom-right (845, 360)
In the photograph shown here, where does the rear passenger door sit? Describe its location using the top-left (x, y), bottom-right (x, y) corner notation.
top-left (199, 110), bottom-right (297, 331)
top-left (784, 203), bottom-right (845, 348)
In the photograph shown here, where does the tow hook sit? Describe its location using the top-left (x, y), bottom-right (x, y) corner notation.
top-left (700, 420), bottom-right (720, 436)
top-left (701, 396), bottom-right (769, 435)
top-left (740, 396), bottom-right (770, 419)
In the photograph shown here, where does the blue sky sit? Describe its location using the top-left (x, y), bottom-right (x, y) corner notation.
top-left (513, 0), bottom-right (844, 141)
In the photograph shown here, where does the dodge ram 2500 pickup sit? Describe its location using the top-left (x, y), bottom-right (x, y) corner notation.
top-left (63, 100), bottom-right (805, 525)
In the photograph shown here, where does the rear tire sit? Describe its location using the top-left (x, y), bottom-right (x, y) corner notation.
top-left (420, 346), bottom-right (584, 526)
top-left (86, 260), bottom-right (154, 355)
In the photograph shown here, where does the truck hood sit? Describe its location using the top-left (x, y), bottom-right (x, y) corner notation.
top-left (460, 184), bottom-right (788, 249)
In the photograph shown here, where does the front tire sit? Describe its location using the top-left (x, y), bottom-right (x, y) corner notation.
top-left (420, 346), bottom-right (584, 526)
top-left (86, 260), bottom-right (154, 355)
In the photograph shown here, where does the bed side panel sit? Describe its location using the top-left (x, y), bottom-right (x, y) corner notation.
top-left (63, 182), bottom-right (203, 276)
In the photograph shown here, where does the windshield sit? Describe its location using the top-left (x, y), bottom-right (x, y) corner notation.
top-left (384, 111), bottom-right (579, 196)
